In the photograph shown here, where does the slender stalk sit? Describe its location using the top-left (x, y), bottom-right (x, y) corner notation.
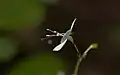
top-left (72, 55), bottom-right (82, 75)
top-left (73, 43), bottom-right (81, 56)
top-left (72, 45), bottom-right (93, 75)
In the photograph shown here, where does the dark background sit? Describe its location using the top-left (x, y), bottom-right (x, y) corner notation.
top-left (1, 0), bottom-right (120, 75)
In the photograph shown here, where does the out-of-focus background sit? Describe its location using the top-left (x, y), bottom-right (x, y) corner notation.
top-left (0, 0), bottom-right (120, 75)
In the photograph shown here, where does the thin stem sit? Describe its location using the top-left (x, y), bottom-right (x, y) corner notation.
top-left (72, 45), bottom-right (93, 75)
top-left (73, 42), bottom-right (81, 56)
top-left (72, 55), bottom-right (82, 75)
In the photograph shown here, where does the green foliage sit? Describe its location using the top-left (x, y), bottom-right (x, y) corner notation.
top-left (10, 53), bottom-right (66, 75)
top-left (0, 37), bottom-right (18, 62)
top-left (0, 0), bottom-right (46, 30)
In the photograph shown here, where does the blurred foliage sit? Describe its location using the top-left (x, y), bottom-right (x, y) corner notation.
top-left (0, 0), bottom-right (46, 30)
top-left (41, 0), bottom-right (59, 5)
top-left (10, 53), bottom-right (66, 75)
top-left (0, 37), bottom-right (19, 62)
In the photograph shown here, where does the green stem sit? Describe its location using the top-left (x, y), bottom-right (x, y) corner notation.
top-left (72, 45), bottom-right (92, 75)
top-left (72, 55), bottom-right (83, 75)
top-left (73, 42), bottom-right (81, 56)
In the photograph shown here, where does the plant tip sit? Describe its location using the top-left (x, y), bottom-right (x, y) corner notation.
top-left (90, 43), bottom-right (98, 49)
top-left (46, 29), bottom-right (49, 30)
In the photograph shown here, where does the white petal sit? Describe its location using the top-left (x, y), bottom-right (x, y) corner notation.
top-left (70, 18), bottom-right (77, 31)
top-left (53, 39), bottom-right (67, 51)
